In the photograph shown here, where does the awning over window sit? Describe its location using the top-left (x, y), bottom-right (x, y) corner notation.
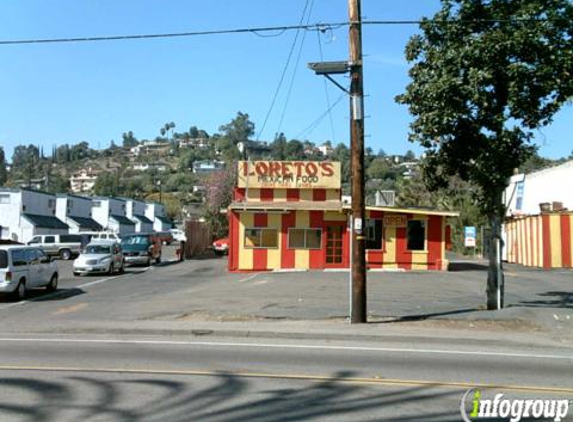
top-left (133, 214), bottom-right (153, 225)
top-left (155, 215), bottom-right (173, 226)
top-left (22, 213), bottom-right (69, 229)
top-left (110, 214), bottom-right (136, 225)
top-left (68, 216), bottom-right (103, 231)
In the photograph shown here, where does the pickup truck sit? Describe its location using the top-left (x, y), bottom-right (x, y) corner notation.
top-left (27, 234), bottom-right (82, 260)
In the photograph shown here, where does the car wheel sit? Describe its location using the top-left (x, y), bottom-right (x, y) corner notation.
top-left (46, 274), bottom-right (58, 292)
top-left (60, 249), bottom-right (72, 260)
top-left (155, 256), bottom-right (161, 264)
top-left (13, 280), bottom-right (26, 301)
top-left (108, 263), bottom-right (114, 275)
top-left (73, 271), bottom-right (80, 277)
top-left (146, 257), bottom-right (151, 267)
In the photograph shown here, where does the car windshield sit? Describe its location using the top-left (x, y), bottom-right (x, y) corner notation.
top-left (121, 236), bottom-right (149, 246)
top-left (0, 250), bottom-right (7, 268)
top-left (84, 245), bottom-right (111, 254)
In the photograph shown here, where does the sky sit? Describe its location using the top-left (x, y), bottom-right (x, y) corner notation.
top-left (0, 0), bottom-right (571, 162)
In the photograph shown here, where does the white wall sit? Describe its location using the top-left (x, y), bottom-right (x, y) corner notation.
top-left (505, 160), bottom-right (573, 216)
top-left (0, 192), bottom-right (23, 241)
top-left (92, 199), bottom-right (111, 230)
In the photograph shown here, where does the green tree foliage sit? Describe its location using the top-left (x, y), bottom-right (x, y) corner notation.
top-left (122, 131), bottom-right (138, 148)
top-left (284, 139), bottom-right (305, 160)
top-left (271, 133), bottom-right (288, 160)
top-left (219, 112), bottom-right (255, 145)
top-left (93, 172), bottom-right (119, 197)
top-left (330, 143), bottom-right (351, 184)
top-left (396, 0), bottom-right (573, 309)
top-left (0, 147), bottom-right (7, 186)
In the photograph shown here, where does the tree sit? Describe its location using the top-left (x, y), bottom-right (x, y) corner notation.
top-left (0, 147), bottom-right (7, 186)
top-left (203, 166), bottom-right (236, 240)
top-left (284, 139), bottom-right (305, 160)
top-left (270, 133), bottom-right (288, 160)
top-left (396, 0), bottom-right (573, 310)
top-left (219, 112), bottom-right (255, 145)
top-left (93, 172), bottom-right (119, 197)
top-left (404, 150), bottom-right (416, 161)
top-left (122, 131), bottom-right (138, 148)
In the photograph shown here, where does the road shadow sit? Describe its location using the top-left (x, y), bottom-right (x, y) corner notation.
top-left (0, 370), bottom-right (463, 422)
top-left (371, 308), bottom-right (480, 324)
top-left (514, 291), bottom-right (573, 309)
top-left (448, 262), bottom-right (488, 272)
top-left (0, 288), bottom-right (86, 303)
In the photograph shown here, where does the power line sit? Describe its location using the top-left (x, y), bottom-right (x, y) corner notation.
top-left (256, 0), bottom-right (313, 142)
top-left (276, 0), bottom-right (316, 136)
top-left (295, 93), bottom-right (346, 140)
top-left (0, 18), bottom-right (561, 46)
top-left (316, 25), bottom-right (337, 144)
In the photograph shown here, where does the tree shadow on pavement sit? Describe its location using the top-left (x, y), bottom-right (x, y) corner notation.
top-left (0, 370), bottom-right (464, 422)
top-left (515, 291), bottom-right (573, 309)
top-left (447, 262), bottom-right (488, 272)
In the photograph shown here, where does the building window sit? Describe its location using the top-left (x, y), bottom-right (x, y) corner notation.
top-left (0, 194), bottom-right (10, 204)
top-left (288, 228), bottom-right (322, 249)
top-left (244, 228), bottom-right (278, 248)
top-left (365, 219), bottom-right (383, 250)
top-left (407, 220), bottom-right (426, 251)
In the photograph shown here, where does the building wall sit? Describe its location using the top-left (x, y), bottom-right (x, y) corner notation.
top-left (505, 160), bottom-right (573, 216)
top-left (0, 192), bottom-right (23, 241)
top-left (91, 199), bottom-right (111, 230)
top-left (505, 213), bottom-right (573, 268)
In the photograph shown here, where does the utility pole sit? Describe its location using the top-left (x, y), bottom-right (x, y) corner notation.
top-left (348, 0), bottom-right (367, 323)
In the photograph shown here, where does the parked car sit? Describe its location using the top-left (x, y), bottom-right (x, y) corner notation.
top-left (0, 245), bottom-right (59, 300)
top-left (155, 231), bottom-right (174, 245)
top-left (91, 232), bottom-right (122, 242)
top-left (212, 237), bottom-right (229, 256)
top-left (27, 234), bottom-right (82, 260)
top-left (73, 241), bottom-right (124, 276)
top-left (170, 228), bottom-right (187, 243)
top-left (121, 233), bottom-right (162, 266)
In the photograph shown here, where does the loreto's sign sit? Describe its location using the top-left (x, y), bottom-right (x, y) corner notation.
top-left (238, 161), bottom-right (341, 189)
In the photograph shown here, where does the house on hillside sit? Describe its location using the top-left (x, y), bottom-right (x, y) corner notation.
top-left (55, 194), bottom-right (103, 234)
top-left (145, 203), bottom-right (173, 232)
top-left (192, 160), bottom-right (225, 174)
top-left (130, 141), bottom-right (171, 157)
top-left (131, 162), bottom-right (169, 172)
top-left (0, 188), bottom-right (69, 243)
top-left (91, 197), bottom-right (135, 235)
top-left (70, 168), bottom-right (100, 193)
top-left (125, 199), bottom-right (154, 233)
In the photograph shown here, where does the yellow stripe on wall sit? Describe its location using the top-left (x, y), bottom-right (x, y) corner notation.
top-left (326, 189), bottom-right (339, 201)
top-left (294, 211), bottom-right (309, 269)
top-left (238, 213), bottom-right (254, 270)
top-left (383, 226), bottom-right (398, 269)
top-left (299, 190), bottom-right (313, 202)
top-left (247, 188), bottom-right (261, 202)
top-left (549, 214), bottom-right (562, 268)
top-left (267, 214), bottom-right (282, 269)
top-left (274, 189), bottom-right (286, 202)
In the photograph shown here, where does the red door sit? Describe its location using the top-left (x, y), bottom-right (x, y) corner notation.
top-left (324, 224), bottom-right (346, 268)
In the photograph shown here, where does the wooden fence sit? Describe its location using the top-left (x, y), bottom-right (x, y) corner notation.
top-left (183, 220), bottom-right (212, 259)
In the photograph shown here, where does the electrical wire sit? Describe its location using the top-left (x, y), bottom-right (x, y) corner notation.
top-left (256, 0), bottom-right (313, 142)
top-left (316, 24), bottom-right (337, 144)
top-left (0, 18), bottom-right (561, 46)
top-left (295, 93), bottom-right (346, 140)
top-left (275, 0), bottom-right (316, 136)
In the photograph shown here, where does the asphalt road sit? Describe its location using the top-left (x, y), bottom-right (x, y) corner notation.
top-left (0, 253), bottom-right (571, 421)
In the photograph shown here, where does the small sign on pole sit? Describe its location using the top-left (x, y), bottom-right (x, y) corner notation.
top-left (464, 226), bottom-right (477, 248)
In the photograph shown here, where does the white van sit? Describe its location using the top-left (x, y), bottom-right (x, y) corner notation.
top-left (0, 245), bottom-right (59, 300)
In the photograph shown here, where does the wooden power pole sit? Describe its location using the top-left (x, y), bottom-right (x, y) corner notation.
top-left (348, 0), bottom-right (367, 324)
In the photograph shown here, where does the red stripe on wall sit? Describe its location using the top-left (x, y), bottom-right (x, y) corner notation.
top-left (260, 189), bottom-right (274, 201)
top-left (395, 226), bottom-right (412, 270)
top-left (427, 216), bottom-right (442, 270)
top-left (286, 189), bottom-right (300, 202)
top-left (234, 188), bottom-right (245, 201)
top-left (281, 211), bottom-right (296, 268)
top-left (229, 211), bottom-right (239, 271)
top-left (561, 215), bottom-right (572, 268)
top-left (312, 189), bottom-right (326, 202)
top-left (309, 211), bottom-right (324, 269)
top-left (542, 214), bottom-right (552, 269)
top-left (253, 213), bottom-right (268, 270)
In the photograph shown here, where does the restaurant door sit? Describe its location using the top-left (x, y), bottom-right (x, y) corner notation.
top-left (324, 223), bottom-right (346, 268)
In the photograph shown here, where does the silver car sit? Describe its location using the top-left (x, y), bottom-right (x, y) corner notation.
top-left (73, 241), bottom-right (124, 276)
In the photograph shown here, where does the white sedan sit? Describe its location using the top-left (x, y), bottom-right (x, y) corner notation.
top-left (73, 242), bottom-right (124, 276)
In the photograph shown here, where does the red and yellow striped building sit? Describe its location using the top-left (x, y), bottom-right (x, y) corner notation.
top-left (505, 212), bottom-right (573, 269)
top-left (228, 161), bottom-right (457, 272)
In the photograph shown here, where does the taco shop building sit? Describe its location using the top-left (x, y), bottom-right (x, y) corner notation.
top-left (227, 161), bottom-right (457, 272)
